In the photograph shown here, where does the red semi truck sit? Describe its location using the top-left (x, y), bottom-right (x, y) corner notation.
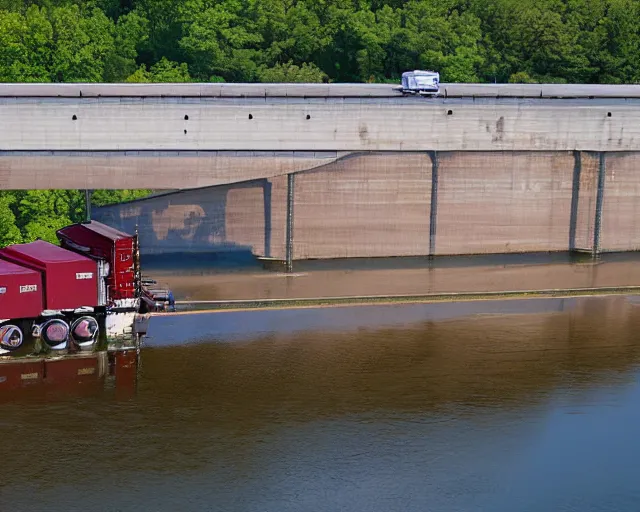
top-left (57, 221), bottom-right (137, 302)
top-left (0, 240), bottom-right (100, 355)
top-left (0, 221), bottom-right (173, 357)
top-left (0, 259), bottom-right (43, 354)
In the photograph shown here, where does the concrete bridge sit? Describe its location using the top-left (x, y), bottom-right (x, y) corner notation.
top-left (2, 83), bottom-right (640, 266)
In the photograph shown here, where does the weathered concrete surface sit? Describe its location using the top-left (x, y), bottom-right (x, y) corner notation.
top-left (95, 150), bottom-right (640, 259)
top-left (573, 152), bottom-right (599, 252)
top-left (94, 153), bottom-right (434, 259)
top-left (2, 83), bottom-right (640, 190)
top-left (2, 98), bottom-right (637, 154)
top-left (1, 83), bottom-right (640, 190)
top-left (0, 151), bottom-right (341, 190)
top-left (292, 153), bottom-right (432, 259)
top-left (4, 82), bottom-right (639, 261)
top-left (601, 153), bottom-right (640, 252)
top-left (92, 174), bottom-right (287, 258)
top-left (435, 152), bottom-right (574, 255)
top-left (95, 151), bottom-right (623, 259)
top-left (94, 181), bottom-right (269, 255)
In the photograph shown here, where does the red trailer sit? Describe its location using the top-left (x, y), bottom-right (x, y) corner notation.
top-left (0, 241), bottom-right (98, 311)
top-left (57, 221), bottom-right (136, 301)
top-left (0, 259), bottom-right (43, 320)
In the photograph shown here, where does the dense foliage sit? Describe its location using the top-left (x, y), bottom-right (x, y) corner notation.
top-left (2, 0), bottom-right (640, 244)
top-left (1, 0), bottom-right (640, 85)
top-left (0, 190), bottom-right (150, 246)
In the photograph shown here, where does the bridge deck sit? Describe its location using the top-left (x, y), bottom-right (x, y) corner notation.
top-left (2, 83), bottom-right (640, 98)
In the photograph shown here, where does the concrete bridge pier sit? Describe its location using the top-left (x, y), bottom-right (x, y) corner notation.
top-left (286, 174), bottom-right (295, 273)
top-left (428, 151), bottom-right (439, 258)
top-left (263, 180), bottom-right (272, 260)
top-left (570, 151), bottom-right (608, 259)
top-left (593, 152), bottom-right (607, 258)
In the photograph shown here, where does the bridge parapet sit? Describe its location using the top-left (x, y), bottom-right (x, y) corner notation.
top-left (2, 83), bottom-right (640, 98)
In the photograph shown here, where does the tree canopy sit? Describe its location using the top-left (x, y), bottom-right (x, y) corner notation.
top-left (1, 0), bottom-right (640, 85)
top-left (0, 190), bottom-right (150, 246)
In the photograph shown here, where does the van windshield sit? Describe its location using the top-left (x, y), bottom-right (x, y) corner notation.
top-left (415, 76), bottom-right (436, 86)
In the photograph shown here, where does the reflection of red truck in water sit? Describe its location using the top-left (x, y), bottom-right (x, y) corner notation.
top-left (0, 220), bottom-right (174, 358)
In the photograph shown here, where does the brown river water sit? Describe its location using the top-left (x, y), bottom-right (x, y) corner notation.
top-left (2, 295), bottom-right (640, 511)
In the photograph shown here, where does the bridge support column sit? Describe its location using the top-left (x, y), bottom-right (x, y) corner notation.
top-left (263, 179), bottom-right (272, 258)
top-left (84, 189), bottom-right (92, 222)
top-left (285, 173), bottom-right (295, 273)
top-left (568, 151), bottom-right (581, 251)
top-left (592, 152), bottom-right (606, 258)
top-left (428, 151), bottom-right (439, 257)
top-left (569, 151), bottom-right (607, 257)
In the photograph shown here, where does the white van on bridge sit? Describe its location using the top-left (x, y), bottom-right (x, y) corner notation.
top-left (400, 70), bottom-right (440, 96)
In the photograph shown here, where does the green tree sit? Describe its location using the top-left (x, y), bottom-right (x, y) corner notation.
top-left (135, 0), bottom-right (185, 64)
top-left (91, 190), bottom-right (151, 206)
top-left (0, 193), bottom-right (22, 246)
top-left (13, 190), bottom-right (82, 243)
top-left (23, 216), bottom-right (74, 244)
top-left (103, 11), bottom-right (149, 81)
top-left (259, 61), bottom-right (327, 83)
top-left (179, 0), bottom-right (263, 81)
top-left (0, 6), bottom-right (52, 82)
top-left (589, 0), bottom-right (640, 83)
top-left (125, 56), bottom-right (190, 82)
top-left (49, 5), bottom-right (116, 82)
top-left (508, 71), bottom-right (537, 83)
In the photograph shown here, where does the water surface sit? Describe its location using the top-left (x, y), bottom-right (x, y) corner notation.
top-left (2, 296), bottom-right (640, 511)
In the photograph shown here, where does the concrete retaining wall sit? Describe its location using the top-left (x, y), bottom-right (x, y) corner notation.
top-left (93, 150), bottom-right (640, 260)
top-left (292, 153), bottom-right (432, 259)
top-left (435, 152), bottom-right (575, 255)
top-left (601, 153), bottom-right (640, 251)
